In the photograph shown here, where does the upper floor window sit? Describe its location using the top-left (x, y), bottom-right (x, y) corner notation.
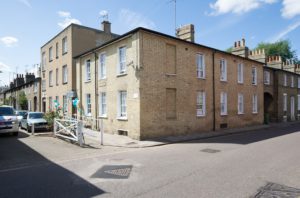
top-left (56, 42), bottom-right (59, 58)
top-left (34, 82), bottom-right (38, 93)
top-left (196, 91), bottom-right (206, 116)
top-left (237, 63), bottom-right (244, 84)
top-left (62, 36), bottom-right (67, 54)
top-left (49, 70), bottom-right (53, 87)
top-left (196, 54), bottom-right (205, 79)
top-left (264, 71), bottom-right (270, 85)
top-left (42, 52), bottom-right (46, 70)
top-left (49, 47), bottom-right (53, 62)
top-left (252, 67), bottom-right (257, 85)
top-left (56, 68), bottom-right (59, 86)
top-left (298, 77), bottom-right (300, 88)
top-left (118, 46), bottom-right (126, 74)
top-left (62, 65), bottom-right (68, 84)
top-left (220, 92), bottom-right (227, 115)
top-left (220, 59), bottom-right (227, 81)
top-left (42, 80), bottom-right (46, 91)
top-left (283, 74), bottom-right (287, 86)
top-left (63, 95), bottom-right (68, 113)
top-left (86, 60), bottom-right (91, 82)
top-left (99, 53), bottom-right (106, 79)
top-left (49, 97), bottom-right (53, 111)
top-left (291, 76), bottom-right (294, 87)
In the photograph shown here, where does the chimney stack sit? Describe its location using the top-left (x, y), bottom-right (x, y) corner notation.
top-left (101, 20), bottom-right (111, 34)
top-left (176, 24), bottom-right (195, 43)
top-left (231, 38), bottom-right (249, 58)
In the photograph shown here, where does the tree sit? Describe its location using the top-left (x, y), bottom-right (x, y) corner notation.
top-left (255, 40), bottom-right (298, 63)
top-left (18, 91), bottom-right (28, 110)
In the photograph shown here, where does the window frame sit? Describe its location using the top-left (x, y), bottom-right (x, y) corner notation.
top-left (196, 91), bottom-right (206, 117)
top-left (85, 59), bottom-right (91, 82)
top-left (86, 93), bottom-right (92, 116)
top-left (238, 93), bottom-right (244, 114)
top-left (252, 94), bottom-right (258, 114)
top-left (62, 65), bottom-right (68, 84)
top-left (283, 74), bottom-right (287, 87)
top-left (49, 47), bottom-right (53, 62)
top-left (237, 63), bottom-right (244, 84)
top-left (99, 53), bottom-right (106, 79)
top-left (283, 93), bottom-right (287, 112)
top-left (118, 91), bottom-right (127, 119)
top-left (62, 36), bottom-right (68, 55)
top-left (49, 70), bottom-right (53, 87)
top-left (220, 92), bottom-right (227, 115)
top-left (220, 59), bottom-right (227, 82)
top-left (196, 53), bottom-right (205, 79)
top-left (252, 67), bottom-right (257, 85)
top-left (264, 71), bottom-right (270, 85)
top-left (99, 92), bottom-right (107, 117)
top-left (118, 46), bottom-right (127, 75)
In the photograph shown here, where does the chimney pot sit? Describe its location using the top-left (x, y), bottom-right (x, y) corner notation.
top-left (238, 41), bottom-right (241, 47)
top-left (234, 42), bottom-right (237, 48)
top-left (242, 38), bottom-right (245, 47)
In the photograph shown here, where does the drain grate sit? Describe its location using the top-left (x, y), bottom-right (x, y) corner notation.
top-left (201, 148), bottom-right (221, 153)
top-left (91, 165), bottom-right (132, 179)
top-left (253, 182), bottom-right (300, 198)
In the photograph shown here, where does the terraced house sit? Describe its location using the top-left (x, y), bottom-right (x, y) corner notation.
top-left (231, 39), bottom-right (300, 123)
top-left (75, 25), bottom-right (264, 140)
top-left (40, 21), bottom-right (118, 115)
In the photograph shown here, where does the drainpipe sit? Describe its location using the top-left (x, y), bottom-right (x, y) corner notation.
top-left (94, 52), bottom-right (98, 129)
top-left (212, 50), bottom-right (216, 131)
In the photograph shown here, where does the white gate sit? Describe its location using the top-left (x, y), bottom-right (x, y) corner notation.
top-left (54, 118), bottom-right (84, 146)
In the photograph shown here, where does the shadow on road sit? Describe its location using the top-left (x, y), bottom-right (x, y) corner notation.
top-left (0, 133), bottom-right (105, 198)
top-left (188, 123), bottom-right (300, 145)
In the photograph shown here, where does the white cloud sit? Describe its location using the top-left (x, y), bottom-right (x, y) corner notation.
top-left (119, 9), bottom-right (156, 29)
top-left (269, 20), bottom-right (300, 42)
top-left (18, 0), bottom-right (31, 8)
top-left (0, 62), bottom-right (12, 72)
top-left (57, 11), bottom-right (81, 29)
top-left (99, 10), bottom-right (108, 17)
top-left (281, 0), bottom-right (300, 18)
top-left (0, 36), bottom-right (18, 47)
top-left (209, 0), bottom-right (277, 16)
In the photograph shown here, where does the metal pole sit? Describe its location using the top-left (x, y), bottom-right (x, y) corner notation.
top-left (77, 121), bottom-right (83, 147)
top-left (31, 123), bottom-right (35, 135)
top-left (54, 118), bottom-right (57, 136)
top-left (100, 119), bottom-right (103, 145)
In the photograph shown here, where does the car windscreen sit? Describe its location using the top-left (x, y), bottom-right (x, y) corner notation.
top-left (0, 107), bottom-right (15, 116)
top-left (17, 111), bottom-right (27, 116)
top-left (29, 113), bottom-right (44, 119)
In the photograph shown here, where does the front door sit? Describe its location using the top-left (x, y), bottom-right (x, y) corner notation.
top-left (291, 96), bottom-right (295, 121)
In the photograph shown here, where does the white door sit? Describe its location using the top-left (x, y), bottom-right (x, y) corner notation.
top-left (291, 97), bottom-right (295, 121)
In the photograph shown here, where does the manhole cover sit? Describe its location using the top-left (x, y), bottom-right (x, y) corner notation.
top-left (91, 165), bottom-right (132, 179)
top-left (201, 148), bottom-right (220, 153)
top-left (253, 182), bottom-right (300, 198)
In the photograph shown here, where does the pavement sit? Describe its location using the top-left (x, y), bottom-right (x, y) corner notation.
top-left (1, 121), bottom-right (300, 198)
top-left (82, 124), bottom-right (271, 148)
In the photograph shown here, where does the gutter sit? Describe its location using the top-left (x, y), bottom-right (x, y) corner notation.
top-left (94, 52), bottom-right (98, 126)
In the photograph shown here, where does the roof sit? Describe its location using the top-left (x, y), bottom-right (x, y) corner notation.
top-left (264, 65), bottom-right (300, 76)
top-left (74, 27), bottom-right (265, 65)
top-left (41, 23), bottom-right (119, 49)
top-left (4, 77), bottom-right (41, 94)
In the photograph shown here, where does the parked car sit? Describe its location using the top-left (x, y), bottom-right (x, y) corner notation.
top-left (20, 112), bottom-right (48, 131)
top-left (16, 110), bottom-right (28, 126)
top-left (0, 105), bottom-right (19, 136)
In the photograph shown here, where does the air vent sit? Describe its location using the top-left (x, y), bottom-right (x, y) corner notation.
top-left (118, 130), bottom-right (128, 136)
top-left (220, 123), bottom-right (228, 129)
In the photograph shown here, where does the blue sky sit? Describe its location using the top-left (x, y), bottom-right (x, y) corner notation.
top-left (0, 0), bottom-right (300, 85)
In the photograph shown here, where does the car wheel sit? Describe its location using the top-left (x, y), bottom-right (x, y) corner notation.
top-left (27, 125), bottom-right (31, 132)
top-left (13, 132), bottom-right (18, 136)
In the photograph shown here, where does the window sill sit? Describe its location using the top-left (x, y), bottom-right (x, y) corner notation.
top-left (62, 52), bottom-right (68, 56)
top-left (220, 113), bottom-right (228, 116)
top-left (117, 117), bottom-right (128, 121)
top-left (49, 85), bottom-right (53, 87)
top-left (238, 112), bottom-right (244, 115)
top-left (117, 73), bottom-right (127, 77)
top-left (49, 60), bottom-right (53, 62)
top-left (220, 80), bottom-right (227, 82)
top-left (98, 116), bottom-right (108, 119)
top-left (197, 77), bottom-right (206, 80)
top-left (237, 82), bottom-right (243, 84)
top-left (196, 115), bottom-right (206, 118)
top-left (165, 73), bottom-right (177, 76)
top-left (62, 82), bottom-right (68, 85)
top-left (85, 80), bottom-right (91, 83)
top-left (99, 77), bottom-right (107, 80)
top-left (252, 112), bottom-right (258, 114)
